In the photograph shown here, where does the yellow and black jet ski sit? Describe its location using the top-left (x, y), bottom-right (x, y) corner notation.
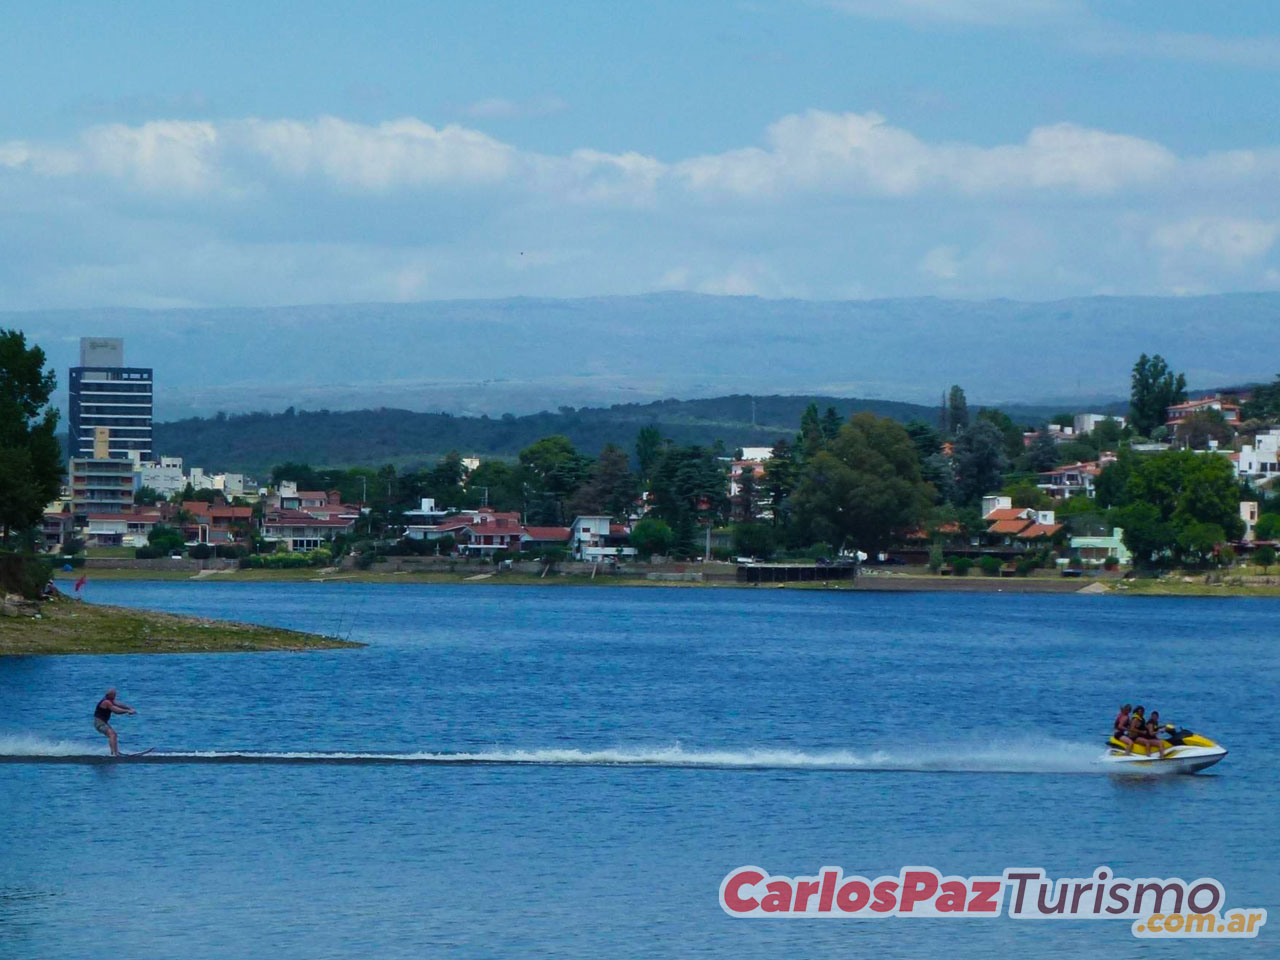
top-left (1100, 726), bottom-right (1227, 773)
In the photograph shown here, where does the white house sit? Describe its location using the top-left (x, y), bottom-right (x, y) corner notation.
top-left (570, 515), bottom-right (636, 561)
top-left (85, 511), bottom-right (162, 548)
top-left (1074, 413), bottom-right (1126, 435)
top-left (1068, 528), bottom-right (1131, 567)
top-left (136, 457), bottom-right (186, 497)
top-left (1238, 428), bottom-right (1280, 480)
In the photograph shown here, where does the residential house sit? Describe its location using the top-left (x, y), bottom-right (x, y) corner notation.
top-left (1068, 528), bottom-right (1131, 568)
top-left (183, 500), bottom-right (255, 545)
top-left (260, 508), bottom-right (357, 552)
top-left (1074, 413), bottom-right (1126, 435)
top-left (85, 509), bottom-right (162, 548)
top-left (136, 457), bottom-right (186, 497)
top-left (1037, 460), bottom-right (1106, 499)
top-left (1165, 395), bottom-right (1241, 429)
top-left (431, 509), bottom-right (527, 555)
top-left (570, 515), bottom-right (637, 561)
top-left (41, 511), bottom-right (74, 552)
top-left (1238, 428), bottom-right (1280, 481)
top-left (522, 526), bottom-right (573, 553)
top-left (981, 498), bottom-right (1063, 546)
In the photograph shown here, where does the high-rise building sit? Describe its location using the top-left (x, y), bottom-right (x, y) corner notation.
top-left (68, 337), bottom-right (153, 461)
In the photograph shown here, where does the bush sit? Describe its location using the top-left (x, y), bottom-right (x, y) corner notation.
top-left (1217, 545), bottom-right (1236, 568)
top-left (1015, 557), bottom-right (1038, 577)
top-left (215, 543), bottom-right (248, 560)
top-left (134, 545), bottom-right (164, 560)
top-left (978, 555), bottom-right (1002, 577)
top-left (952, 557), bottom-right (973, 576)
top-left (1102, 555), bottom-right (1120, 571)
top-left (0, 552), bottom-right (53, 600)
top-left (630, 518), bottom-right (675, 559)
top-left (927, 543), bottom-right (944, 574)
top-left (731, 522), bottom-right (776, 561)
top-left (307, 547), bottom-right (333, 567)
top-left (189, 543), bottom-right (213, 560)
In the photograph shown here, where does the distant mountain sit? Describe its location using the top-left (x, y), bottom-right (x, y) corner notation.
top-left (151, 393), bottom-right (1123, 474)
top-left (11, 291), bottom-right (1279, 420)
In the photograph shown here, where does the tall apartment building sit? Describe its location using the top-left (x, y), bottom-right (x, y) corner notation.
top-left (68, 337), bottom-right (153, 461)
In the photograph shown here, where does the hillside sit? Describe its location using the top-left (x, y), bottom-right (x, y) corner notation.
top-left (150, 393), bottom-right (1115, 474)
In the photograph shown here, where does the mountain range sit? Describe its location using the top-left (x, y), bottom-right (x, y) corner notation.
top-left (10, 291), bottom-right (1279, 420)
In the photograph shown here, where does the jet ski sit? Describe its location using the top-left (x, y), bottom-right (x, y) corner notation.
top-left (1100, 726), bottom-right (1227, 773)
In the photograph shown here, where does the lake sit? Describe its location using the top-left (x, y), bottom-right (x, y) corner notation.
top-left (2, 581), bottom-right (1276, 958)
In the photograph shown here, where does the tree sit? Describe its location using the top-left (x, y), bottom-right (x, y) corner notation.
top-left (904, 421), bottom-right (942, 462)
top-left (1241, 374), bottom-right (1280, 422)
top-left (797, 403), bottom-right (825, 459)
top-left (948, 385), bottom-right (969, 436)
top-left (1175, 410), bottom-right (1233, 450)
top-left (1003, 481), bottom-right (1051, 510)
top-left (731, 522), bottom-right (776, 560)
top-left (790, 413), bottom-right (933, 554)
top-left (1254, 544), bottom-right (1276, 573)
top-left (1093, 446), bottom-right (1134, 509)
top-left (1129, 354), bottom-right (1187, 437)
top-left (1177, 522), bottom-right (1226, 567)
top-left (976, 408), bottom-right (1024, 461)
top-left (147, 524), bottom-right (186, 555)
top-left (1026, 428), bottom-right (1059, 473)
top-left (733, 462), bottom-right (760, 523)
top-left (919, 452), bottom-right (956, 504)
top-left (1115, 449), bottom-right (1243, 565)
top-left (821, 407), bottom-right (843, 444)
top-left (0, 330), bottom-right (62, 544)
top-left (952, 420), bottom-right (1009, 505)
top-left (1091, 417), bottom-right (1124, 448)
top-left (635, 425), bottom-right (663, 482)
top-left (629, 517), bottom-right (674, 559)
top-left (1255, 513), bottom-right (1280, 541)
top-left (649, 445), bottom-right (727, 530)
top-left (134, 486), bottom-right (162, 506)
top-left (762, 438), bottom-right (799, 525)
top-left (567, 444), bottom-right (639, 519)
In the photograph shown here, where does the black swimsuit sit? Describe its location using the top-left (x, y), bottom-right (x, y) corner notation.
top-left (94, 701), bottom-right (112, 724)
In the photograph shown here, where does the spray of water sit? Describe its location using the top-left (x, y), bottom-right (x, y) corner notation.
top-left (0, 734), bottom-right (1118, 773)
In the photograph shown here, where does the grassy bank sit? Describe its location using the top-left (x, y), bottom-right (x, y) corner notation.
top-left (1111, 576), bottom-right (1280, 598)
top-left (0, 597), bottom-right (363, 655)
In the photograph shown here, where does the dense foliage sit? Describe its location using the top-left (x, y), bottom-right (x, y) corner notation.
top-left (0, 330), bottom-right (62, 546)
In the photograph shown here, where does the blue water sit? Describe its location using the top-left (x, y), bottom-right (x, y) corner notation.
top-left (2, 582), bottom-right (1276, 959)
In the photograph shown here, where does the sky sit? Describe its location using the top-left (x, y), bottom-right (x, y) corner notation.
top-left (2, 0), bottom-right (1279, 309)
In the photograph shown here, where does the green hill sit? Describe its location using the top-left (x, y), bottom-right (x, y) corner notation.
top-left (150, 393), bottom-right (1108, 474)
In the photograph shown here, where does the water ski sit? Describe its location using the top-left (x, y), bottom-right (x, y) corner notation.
top-left (118, 747), bottom-right (155, 758)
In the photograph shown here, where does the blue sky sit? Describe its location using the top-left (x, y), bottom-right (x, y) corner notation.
top-left (2, 0), bottom-right (1279, 308)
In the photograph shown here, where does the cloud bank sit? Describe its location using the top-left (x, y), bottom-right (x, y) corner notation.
top-left (1, 109), bottom-right (1277, 307)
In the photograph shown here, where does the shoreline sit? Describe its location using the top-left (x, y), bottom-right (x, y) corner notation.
top-left (0, 596), bottom-right (362, 656)
top-left (52, 567), bottom-right (1280, 597)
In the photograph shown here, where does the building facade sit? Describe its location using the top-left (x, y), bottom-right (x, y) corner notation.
top-left (68, 337), bottom-right (153, 461)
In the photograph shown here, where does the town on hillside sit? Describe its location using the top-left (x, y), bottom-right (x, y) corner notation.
top-left (24, 337), bottom-right (1280, 579)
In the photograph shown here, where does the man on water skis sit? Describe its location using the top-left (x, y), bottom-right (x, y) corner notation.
top-left (93, 689), bottom-right (137, 756)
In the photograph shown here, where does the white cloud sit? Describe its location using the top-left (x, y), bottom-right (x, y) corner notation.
top-left (82, 120), bottom-right (221, 192)
top-left (1151, 217), bottom-right (1280, 263)
top-left (676, 111), bottom-right (1176, 197)
top-left (461, 96), bottom-right (568, 119)
top-left (819, 0), bottom-right (1074, 27)
top-left (236, 116), bottom-right (517, 190)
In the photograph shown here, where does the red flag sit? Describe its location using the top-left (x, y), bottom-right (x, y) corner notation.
top-left (74, 574), bottom-right (87, 593)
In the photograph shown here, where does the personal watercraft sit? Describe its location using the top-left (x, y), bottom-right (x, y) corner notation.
top-left (1100, 727), bottom-right (1227, 773)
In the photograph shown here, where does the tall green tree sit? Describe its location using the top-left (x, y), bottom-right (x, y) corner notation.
top-left (1026, 427), bottom-right (1059, 473)
top-left (976, 408), bottom-right (1024, 461)
top-left (0, 330), bottom-right (61, 544)
top-left (649, 445), bottom-right (728, 532)
top-left (568, 444), bottom-right (639, 519)
top-left (762, 438), bottom-right (798, 526)
top-left (820, 406), bottom-right (843, 444)
top-left (635, 425), bottom-right (663, 482)
top-left (1113, 449), bottom-right (1243, 565)
top-left (790, 413), bottom-right (933, 554)
top-left (947, 385), bottom-right (969, 436)
top-left (797, 403), bottom-right (825, 459)
top-left (1129, 354), bottom-right (1187, 437)
top-left (952, 420), bottom-right (1009, 505)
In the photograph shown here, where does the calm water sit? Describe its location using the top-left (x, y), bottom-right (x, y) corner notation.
top-left (2, 581), bottom-right (1277, 959)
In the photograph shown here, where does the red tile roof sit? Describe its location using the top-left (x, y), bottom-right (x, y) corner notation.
top-left (1018, 523), bottom-right (1063, 539)
top-left (523, 526), bottom-right (572, 541)
top-left (984, 507), bottom-right (1030, 522)
top-left (988, 518), bottom-right (1032, 535)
